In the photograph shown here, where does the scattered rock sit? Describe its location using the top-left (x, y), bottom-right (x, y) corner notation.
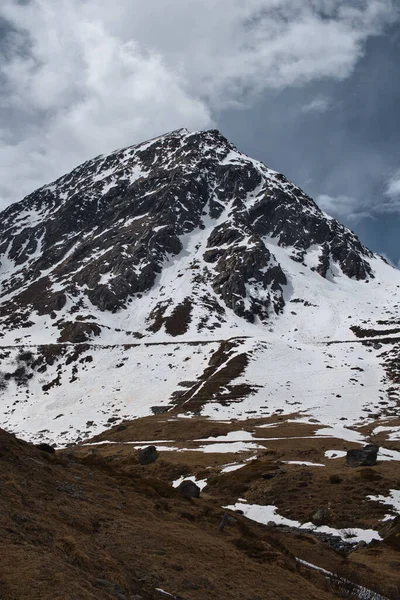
top-left (36, 442), bottom-right (55, 454)
top-left (151, 406), bottom-right (171, 415)
top-left (138, 445), bottom-right (159, 465)
top-left (56, 481), bottom-right (85, 499)
top-left (346, 444), bottom-right (379, 467)
top-left (379, 516), bottom-right (400, 547)
top-left (177, 480), bottom-right (201, 498)
top-left (218, 512), bottom-right (237, 532)
top-left (311, 508), bottom-right (330, 526)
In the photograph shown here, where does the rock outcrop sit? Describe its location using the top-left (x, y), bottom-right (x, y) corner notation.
top-left (138, 445), bottom-right (159, 465)
top-left (346, 445), bottom-right (379, 467)
top-left (177, 479), bottom-right (201, 498)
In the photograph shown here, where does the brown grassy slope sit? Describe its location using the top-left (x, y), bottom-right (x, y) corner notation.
top-left (0, 427), bottom-right (344, 600)
top-left (76, 414), bottom-right (400, 597)
top-left (86, 414), bottom-right (400, 530)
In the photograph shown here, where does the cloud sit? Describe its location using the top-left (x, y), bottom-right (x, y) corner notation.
top-left (375, 171), bottom-right (400, 214)
top-left (301, 95), bottom-right (333, 113)
top-left (385, 170), bottom-right (400, 198)
top-left (316, 193), bottom-right (367, 220)
top-left (317, 172), bottom-right (400, 222)
top-left (0, 0), bottom-right (398, 206)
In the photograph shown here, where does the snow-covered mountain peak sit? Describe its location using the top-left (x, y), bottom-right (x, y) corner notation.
top-left (0, 128), bottom-right (375, 343)
top-left (0, 128), bottom-right (399, 446)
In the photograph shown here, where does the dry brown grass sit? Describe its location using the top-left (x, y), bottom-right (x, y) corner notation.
top-left (0, 425), bottom-right (347, 600)
top-left (73, 413), bottom-right (400, 598)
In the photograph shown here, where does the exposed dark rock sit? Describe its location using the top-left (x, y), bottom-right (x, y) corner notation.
top-left (379, 515), bottom-right (400, 547)
top-left (58, 321), bottom-right (101, 343)
top-left (177, 480), bottom-right (201, 498)
top-left (346, 444), bottom-right (379, 467)
top-left (87, 285), bottom-right (123, 312)
top-left (137, 445), bottom-right (159, 466)
top-left (262, 472), bottom-right (277, 480)
top-left (48, 293), bottom-right (67, 311)
top-left (36, 443), bottom-right (55, 454)
top-left (151, 406), bottom-right (171, 415)
top-left (310, 508), bottom-right (330, 526)
top-left (209, 235), bottom-right (286, 322)
top-left (316, 244), bottom-right (331, 278)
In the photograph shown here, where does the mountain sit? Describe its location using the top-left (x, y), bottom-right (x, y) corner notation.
top-left (0, 128), bottom-right (374, 336)
top-left (0, 128), bottom-right (399, 445)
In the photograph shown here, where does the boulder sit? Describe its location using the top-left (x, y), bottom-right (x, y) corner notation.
top-left (311, 508), bottom-right (330, 526)
top-left (36, 442), bottom-right (55, 454)
top-left (177, 479), bottom-right (201, 498)
top-left (346, 444), bottom-right (379, 467)
top-left (379, 516), bottom-right (400, 548)
top-left (58, 321), bottom-right (101, 343)
top-left (137, 445), bottom-right (159, 465)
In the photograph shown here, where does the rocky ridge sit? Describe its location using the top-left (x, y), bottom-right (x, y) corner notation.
top-left (0, 128), bottom-right (373, 342)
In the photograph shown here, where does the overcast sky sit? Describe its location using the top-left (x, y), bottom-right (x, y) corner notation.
top-left (0, 0), bottom-right (399, 265)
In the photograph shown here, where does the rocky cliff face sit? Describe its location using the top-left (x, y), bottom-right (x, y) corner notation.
top-left (0, 128), bottom-right (373, 342)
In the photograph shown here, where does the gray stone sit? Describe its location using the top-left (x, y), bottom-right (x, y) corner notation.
top-left (138, 445), bottom-right (159, 465)
top-left (177, 479), bottom-right (200, 498)
top-left (311, 508), bottom-right (330, 526)
top-left (346, 445), bottom-right (379, 467)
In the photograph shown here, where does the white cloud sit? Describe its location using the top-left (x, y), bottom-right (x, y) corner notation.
top-left (385, 171), bottom-right (400, 198)
top-left (316, 193), bottom-right (364, 219)
top-left (317, 175), bottom-right (400, 221)
top-left (377, 171), bottom-right (400, 214)
top-left (301, 95), bottom-right (333, 113)
top-left (0, 0), bottom-right (397, 206)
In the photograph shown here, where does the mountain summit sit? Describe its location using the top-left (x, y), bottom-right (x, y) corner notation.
top-left (0, 128), bottom-right (398, 444)
top-left (0, 128), bottom-right (373, 340)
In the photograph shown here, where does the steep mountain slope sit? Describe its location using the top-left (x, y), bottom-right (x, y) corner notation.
top-left (0, 128), bottom-right (399, 445)
top-left (0, 128), bottom-right (374, 340)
